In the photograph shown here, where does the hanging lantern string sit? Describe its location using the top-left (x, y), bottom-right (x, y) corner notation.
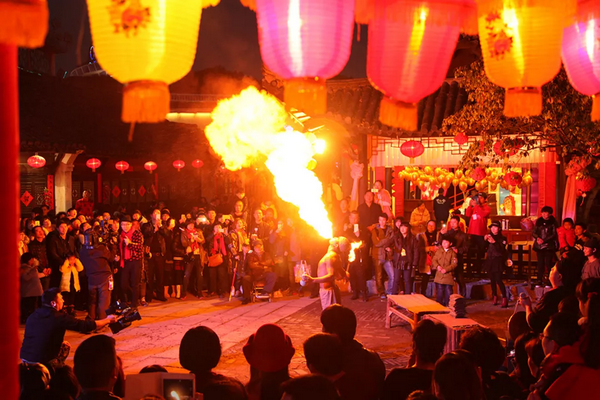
top-left (128, 122), bottom-right (136, 143)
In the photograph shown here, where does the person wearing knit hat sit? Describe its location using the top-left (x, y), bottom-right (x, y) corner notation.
top-left (244, 324), bottom-right (295, 400)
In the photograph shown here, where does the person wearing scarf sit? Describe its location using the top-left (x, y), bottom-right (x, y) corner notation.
top-left (117, 215), bottom-right (144, 308)
top-left (207, 224), bottom-right (230, 298)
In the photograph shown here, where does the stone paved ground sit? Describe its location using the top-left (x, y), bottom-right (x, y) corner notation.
top-left (18, 292), bottom-right (515, 384)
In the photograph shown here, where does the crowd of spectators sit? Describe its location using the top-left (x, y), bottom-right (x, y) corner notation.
top-left (19, 277), bottom-right (600, 399)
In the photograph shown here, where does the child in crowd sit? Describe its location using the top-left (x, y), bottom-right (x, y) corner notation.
top-left (60, 252), bottom-right (84, 313)
top-left (20, 253), bottom-right (50, 323)
top-left (432, 236), bottom-right (457, 306)
top-left (557, 217), bottom-right (576, 256)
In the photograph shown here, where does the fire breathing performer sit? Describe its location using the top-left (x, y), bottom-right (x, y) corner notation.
top-left (304, 237), bottom-right (350, 310)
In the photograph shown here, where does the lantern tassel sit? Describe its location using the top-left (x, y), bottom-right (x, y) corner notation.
top-left (504, 87), bottom-right (542, 118)
top-left (592, 95), bottom-right (600, 122)
top-left (284, 78), bottom-right (327, 115)
top-left (379, 97), bottom-right (418, 131)
top-left (122, 81), bottom-right (170, 123)
top-left (0, 0), bottom-right (49, 48)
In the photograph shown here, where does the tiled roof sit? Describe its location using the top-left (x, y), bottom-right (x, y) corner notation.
top-left (326, 78), bottom-right (468, 137)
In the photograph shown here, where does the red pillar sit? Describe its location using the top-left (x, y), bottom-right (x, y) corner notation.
top-left (0, 44), bottom-right (20, 400)
top-left (538, 160), bottom-right (557, 216)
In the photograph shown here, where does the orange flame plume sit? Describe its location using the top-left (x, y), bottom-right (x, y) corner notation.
top-left (205, 87), bottom-right (333, 239)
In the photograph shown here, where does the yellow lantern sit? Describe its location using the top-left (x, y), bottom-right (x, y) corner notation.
top-left (411, 172), bottom-right (419, 182)
top-left (475, 182), bottom-right (482, 191)
top-left (459, 181), bottom-right (468, 192)
top-left (480, 178), bottom-right (488, 188)
top-left (421, 175), bottom-right (430, 183)
top-left (423, 166), bottom-right (432, 175)
top-left (468, 178), bottom-right (476, 186)
top-left (87, 0), bottom-right (219, 124)
top-left (477, 0), bottom-right (575, 117)
top-left (452, 178), bottom-right (459, 187)
top-left (490, 183), bottom-right (498, 191)
top-left (500, 181), bottom-right (509, 190)
top-left (456, 170), bottom-right (464, 179)
top-left (0, 0), bottom-right (48, 47)
top-left (441, 181), bottom-right (450, 190)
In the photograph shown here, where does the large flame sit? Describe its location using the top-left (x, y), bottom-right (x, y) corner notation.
top-left (348, 241), bottom-right (362, 263)
top-left (205, 87), bottom-right (333, 239)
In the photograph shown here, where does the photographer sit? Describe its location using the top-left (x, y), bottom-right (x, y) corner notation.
top-left (79, 227), bottom-right (116, 320)
top-left (20, 288), bottom-right (116, 366)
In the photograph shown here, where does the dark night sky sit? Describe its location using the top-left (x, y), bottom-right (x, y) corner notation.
top-left (49, 0), bottom-right (369, 80)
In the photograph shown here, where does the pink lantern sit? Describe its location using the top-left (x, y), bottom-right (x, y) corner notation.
top-left (115, 161), bottom-right (129, 175)
top-left (27, 154), bottom-right (46, 168)
top-left (192, 159), bottom-right (204, 168)
top-left (246, 0), bottom-right (355, 115)
top-left (562, 0), bottom-right (600, 121)
top-left (144, 161), bottom-right (157, 174)
top-left (367, 0), bottom-right (477, 130)
top-left (454, 132), bottom-right (468, 146)
top-left (471, 167), bottom-right (486, 182)
top-left (400, 140), bottom-right (425, 164)
top-left (173, 160), bottom-right (185, 172)
top-left (86, 158), bottom-right (101, 172)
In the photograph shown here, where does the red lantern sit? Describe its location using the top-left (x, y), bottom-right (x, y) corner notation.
top-left (27, 154), bottom-right (46, 169)
top-left (86, 158), bottom-right (101, 172)
top-left (173, 160), bottom-right (185, 172)
top-left (144, 161), bottom-right (157, 174)
top-left (400, 140), bottom-right (425, 164)
top-left (504, 171), bottom-right (523, 187)
top-left (576, 176), bottom-right (597, 193)
top-left (244, 0), bottom-right (355, 115)
top-left (454, 132), bottom-right (468, 146)
top-left (115, 161), bottom-right (129, 174)
top-left (192, 159), bottom-right (204, 168)
top-left (367, 0), bottom-right (477, 130)
top-left (471, 167), bottom-right (486, 182)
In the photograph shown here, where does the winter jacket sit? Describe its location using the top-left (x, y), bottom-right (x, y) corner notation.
top-left (142, 222), bottom-right (167, 255)
top-left (28, 238), bottom-right (49, 269)
top-left (446, 228), bottom-right (469, 255)
top-left (20, 263), bottom-right (43, 298)
top-left (432, 247), bottom-right (458, 285)
top-left (533, 216), bottom-right (558, 252)
top-left (557, 226), bottom-right (576, 251)
top-left (466, 203), bottom-right (491, 236)
top-left (486, 233), bottom-right (508, 259)
top-left (541, 332), bottom-right (600, 400)
top-left (393, 232), bottom-right (420, 270)
top-left (46, 231), bottom-right (76, 284)
top-left (79, 244), bottom-right (115, 287)
top-left (372, 225), bottom-right (394, 262)
top-left (59, 258), bottom-right (84, 292)
top-left (409, 207), bottom-right (430, 235)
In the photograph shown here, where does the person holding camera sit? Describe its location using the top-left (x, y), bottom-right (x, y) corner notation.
top-left (79, 227), bottom-right (116, 320)
top-left (20, 288), bottom-right (116, 367)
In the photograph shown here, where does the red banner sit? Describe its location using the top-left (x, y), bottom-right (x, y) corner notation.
top-left (46, 175), bottom-right (54, 210)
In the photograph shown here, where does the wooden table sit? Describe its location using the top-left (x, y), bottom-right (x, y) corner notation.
top-left (423, 313), bottom-right (482, 353)
top-left (386, 294), bottom-right (450, 330)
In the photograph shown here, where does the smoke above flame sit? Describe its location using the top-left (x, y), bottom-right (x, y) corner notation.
top-left (205, 86), bottom-right (333, 239)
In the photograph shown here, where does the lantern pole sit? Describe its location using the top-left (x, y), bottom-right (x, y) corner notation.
top-left (0, 43), bottom-right (20, 400)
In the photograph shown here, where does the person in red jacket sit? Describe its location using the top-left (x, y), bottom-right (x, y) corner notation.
top-left (557, 218), bottom-right (576, 257)
top-left (465, 193), bottom-right (491, 273)
top-left (532, 278), bottom-right (600, 400)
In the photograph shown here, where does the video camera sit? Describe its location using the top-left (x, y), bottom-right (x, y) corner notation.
top-left (105, 301), bottom-right (142, 334)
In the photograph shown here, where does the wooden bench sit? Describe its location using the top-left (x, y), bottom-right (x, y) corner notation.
top-left (423, 313), bottom-right (482, 353)
top-left (386, 294), bottom-right (450, 330)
